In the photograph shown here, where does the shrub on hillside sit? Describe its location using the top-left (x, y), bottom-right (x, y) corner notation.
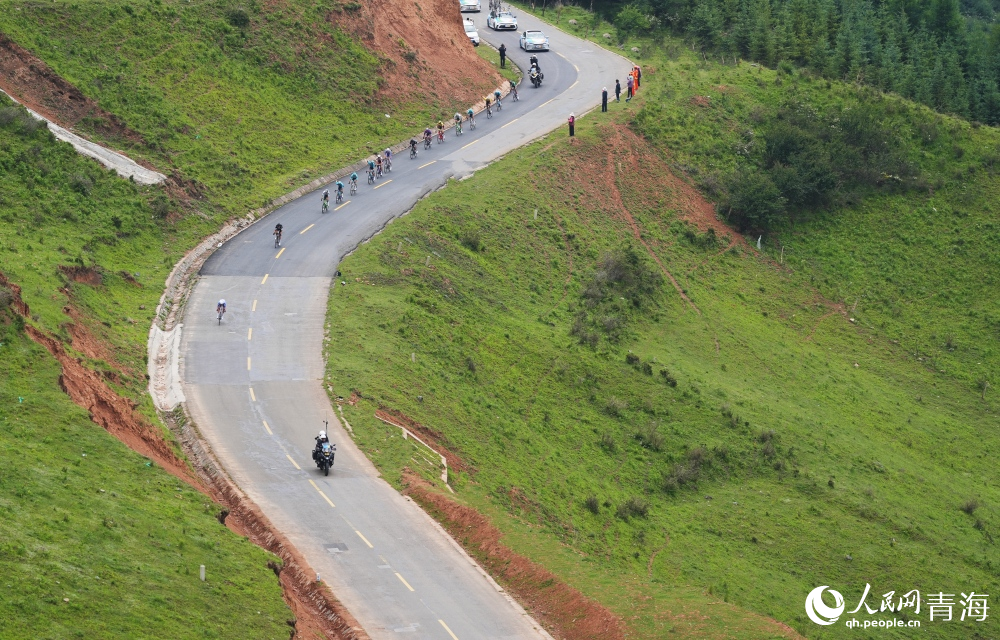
top-left (571, 246), bottom-right (662, 347)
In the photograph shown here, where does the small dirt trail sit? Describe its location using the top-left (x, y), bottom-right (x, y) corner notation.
top-left (599, 128), bottom-right (701, 314)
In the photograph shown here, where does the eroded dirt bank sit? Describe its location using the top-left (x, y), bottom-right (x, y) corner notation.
top-left (0, 273), bottom-right (364, 640)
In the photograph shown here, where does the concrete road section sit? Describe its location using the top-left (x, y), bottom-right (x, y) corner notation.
top-left (179, 14), bottom-right (630, 640)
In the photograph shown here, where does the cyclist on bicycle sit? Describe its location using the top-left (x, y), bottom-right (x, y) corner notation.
top-left (216, 299), bottom-right (227, 315)
top-left (350, 172), bottom-right (358, 188)
top-left (494, 88), bottom-right (502, 109)
top-left (383, 147), bottom-right (392, 170)
top-left (467, 107), bottom-right (475, 127)
top-left (436, 120), bottom-right (445, 142)
top-left (454, 112), bottom-right (463, 134)
top-left (335, 180), bottom-right (345, 201)
top-left (510, 79), bottom-right (518, 101)
top-left (485, 96), bottom-right (492, 117)
top-left (410, 138), bottom-right (418, 157)
top-left (273, 223), bottom-right (283, 245)
top-left (367, 158), bottom-right (376, 182)
top-left (423, 127), bottom-right (433, 147)
top-left (322, 189), bottom-right (330, 205)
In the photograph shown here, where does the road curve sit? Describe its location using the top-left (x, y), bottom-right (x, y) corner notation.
top-left (179, 13), bottom-right (629, 640)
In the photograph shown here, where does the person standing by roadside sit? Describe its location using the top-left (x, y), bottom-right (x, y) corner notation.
top-left (601, 87), bottom-right (608, 112)
top-left (635, 65), bottom-right (642, 88)
top-left (499, 43), bottom-right (507, 68)
top-left (568, 113), bottom-right (575, 137)
top-left (615, 79), bottom-right (621, 102)
top-left (626, 74), bottom-right (634, 101)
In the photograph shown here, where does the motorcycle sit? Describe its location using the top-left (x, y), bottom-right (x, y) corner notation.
top-left (529, 67), bottom-right (543, 88)
top-left (313, 441), bottom-right (336, 476)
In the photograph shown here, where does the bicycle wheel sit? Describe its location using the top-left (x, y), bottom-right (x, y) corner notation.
top-left (218, 311), bottom-right (223, 325)
top-left (350, 182), bottom-right (357, 195)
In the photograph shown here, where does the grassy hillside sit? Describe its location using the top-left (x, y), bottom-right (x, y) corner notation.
top-left (0, 0), bottom-right (490, 212)
top-left (323, 24), bottom-right (1000, 638)
top-left (0, 94), bottom-right (301, 635)
top-left (0, 327), bottom-right (293, 638)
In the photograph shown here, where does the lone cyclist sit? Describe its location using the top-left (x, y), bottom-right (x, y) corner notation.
top-left (273, 223), bottom-right (283, 246)
top-left (216, 299), bottom-right (227, 318)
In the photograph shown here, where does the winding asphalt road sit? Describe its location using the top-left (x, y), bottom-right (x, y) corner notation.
top-left (179, 13), bottom-right (628, 639)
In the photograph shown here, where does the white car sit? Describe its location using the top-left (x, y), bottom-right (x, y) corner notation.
top-left (486, 10), bottom-right (517, 30)
top-left (464, 19), bottom-right (480, 46)
top-left (519, 29), bottom-right (549, 51)
top-left (459, 0), bottom-right (480, 12)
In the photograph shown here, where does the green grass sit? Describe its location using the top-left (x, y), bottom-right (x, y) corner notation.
top-left (0, 327), bottom-right (292, 639)
top-left (0, 0), bottom-right (485, 214)
top-left (323, 27), bottom-right (1000, 637)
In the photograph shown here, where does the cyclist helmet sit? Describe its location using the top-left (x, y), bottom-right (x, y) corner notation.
top-left (323, 189), bottom-right (329, 196)
top-left (335, 181), bottom-right (344, 189)
top-left (351, 172), bottom-right (358, 180)
top-left (494, 88), bottom-right (501, 96)
top-left (218, 299), bottom-right (226, 306)
top-left (467, 108), bottom-right (474, 116)
top-left (454, 112), bottom-right (461, 120)
top-left (384, 148), bottom-right (391, 156)
top-left (275, 223), bottom-right (282, 231)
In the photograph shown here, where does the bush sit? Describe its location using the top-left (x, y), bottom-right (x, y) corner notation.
top-left (226, 8), bottom-right (250, 29)
top-left (616, 496), bottom-right (649, 519)
top-left (636, 423), bottom-right (665, 451)
top-left (460, 231), bottom-right (482, 252)
top-left (584, 496), bottom-right (600, 514)
top-left (659, 368), bottom-right (677, 386)
top-left (605, 396), bottom-right (628, 417)
top-left (722, 166), bottom-right (785, 232)
top-left (625, 353), bottom-right (640, 366)
top-left (599, 432), bottom-right (617, 452)
top-left (961, 499), bottom-right (980, 515)
top-left (614, 5), bottom-right (651, 44)
top-left (70, 173), bottom-right (94, 196)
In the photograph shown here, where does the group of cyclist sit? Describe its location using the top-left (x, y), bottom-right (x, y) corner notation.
top-left (407, 79), bottom-right (518, 158)
top-left (239, 77), bottom-right (522, 317)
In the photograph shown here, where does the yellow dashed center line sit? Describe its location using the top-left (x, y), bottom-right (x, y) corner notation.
top-left (355, 530), bottom-right (374, 548)
top-left (373, 179), bottom-right (393, 190)
top-left (249, 387), bottom-right (256, 402)
top-left (247, 357), bottom-right (252, 371)
top-left (538, 98), bottom-right (555, 108)
top-left (262, 420), bottom-right (272, 435)
top-left (252, 299), bottom-right (257, 312)
top-left (335, 201), bottom-right (350, 211)
top-left (307, 480), bottom-right (336, 507)
top-left (300, 223), bottom-right (315, 235)
top-left (569, 80), bottom-right (579, 90)
top-left (439, 619), bottom-right (459, 640)
top-left (275, 247), bottom-right (286, 259)
top-left (461, 139), bottom-right (479, 150)
top-left (261, 274), bottom-right (269, 285)
top-left (286, 454), bottom-right (301, 470)
top-left (418, 160), bottom-right (436, 169)
top-left (500, 118), bottom-right (520, 129)
top-left (247, 327), bottom-right (252, 340)
top-left (395, 572), bottom-right (414, 592)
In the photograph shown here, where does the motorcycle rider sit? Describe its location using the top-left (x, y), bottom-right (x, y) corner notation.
top-left (313, 430), bottom-right (330, 460)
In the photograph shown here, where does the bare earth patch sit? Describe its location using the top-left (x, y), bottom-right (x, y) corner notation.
top-left (402, 471), bottom-right (627, 640)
